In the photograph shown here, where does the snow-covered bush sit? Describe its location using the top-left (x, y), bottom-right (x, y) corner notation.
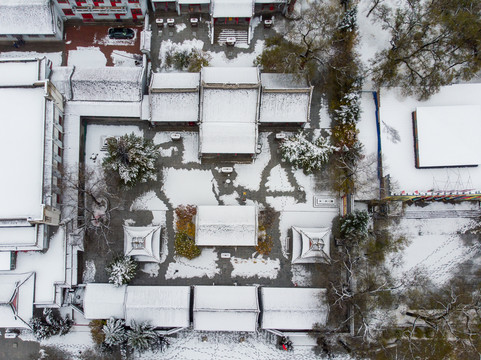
top-left (333, 91), bottom-right (361, 125)
top-left (127, 321), bottom-right (158, 353)
top-left (340, 210), bottom-right (369, 239)
top-left (338, 6), bottom-right (357, 32)
top-left (103, 318), bottom-right (127, 347)
top-left (280, 131), bottom-right (336, 173)
top-left (30, 308), bottom-right (73, 340)
top-left (106, 255), bottom-right (137, 287)
top-left (102, 133), bottom-right (160, 188)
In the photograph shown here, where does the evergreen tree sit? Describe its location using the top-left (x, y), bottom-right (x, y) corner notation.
top-left (102, 133), bottom-right (160, 188)
top-left (103, 318), bottom-right (127, 347)
top-left (280, 131), bottom-right (336, 173)
top-left (30, 308), bottom-right (73, 340)
top-left (106, 255), bottom-right (137, 287)
top-left (127, 321), bottom-right (158, 353)
top-left (339, 210), bottom-right (370, 239)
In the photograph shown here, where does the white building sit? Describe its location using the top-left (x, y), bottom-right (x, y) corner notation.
top-left (55, 0), bottom-right (147, 21)
top-left (0, 58), bottom-right (63, 252)
top-left (199, 67), bottom-right (260, 160)
top-left (261, 287), bottom-right (329, 331)
top-left (0, 0), bottom-right (64, 42)
top-left (123, 225), bottom-right (162, 263)
top-left (193, 285), bottom-right (259, 332)
top-left (291, 227), bottom-right (331, 265)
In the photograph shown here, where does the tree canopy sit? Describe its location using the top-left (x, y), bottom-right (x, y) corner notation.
top-left (371, 0), bottom-right (481, 100)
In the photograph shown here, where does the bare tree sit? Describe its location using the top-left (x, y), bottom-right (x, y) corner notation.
top-left (60, 164), bottom-right (123, 247)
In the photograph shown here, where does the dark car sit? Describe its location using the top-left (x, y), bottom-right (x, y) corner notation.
top-left (108, 28), bottom-right (135, 39)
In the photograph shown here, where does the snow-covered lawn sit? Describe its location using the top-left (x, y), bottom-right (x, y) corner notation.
top-left (388, 203), bottom-right (480, 285)
top-left (130, 190), bottom-right (168, 211)
top-left (266, 165), bottom-right (295, 192)
top-left (379, 84), bottom-right (481, 193)
top-left (234, 132), bottom-right (271, 191)
top-left (162, 168), bottom-right (218, 207)
top-left (165, 249), bottom-right (220, 280)
top-left (230, 256), bottom-right (280, 279)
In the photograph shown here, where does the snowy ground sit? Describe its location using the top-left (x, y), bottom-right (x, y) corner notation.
top-left (387, 202), bottom-right (481, 286)
top-left (0, 51), bottom-right (62, 66)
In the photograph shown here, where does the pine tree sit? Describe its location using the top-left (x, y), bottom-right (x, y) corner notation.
top-left (280, 131), bottom-right (336, 173)
top-left (340, 210), bottom-right (370, 239)
top-left (30, 309), bottom-right (73, 339)
top-left (127, 321), bottom-right (158, 353)
top-left (102, 133), bottom-right (160, 188)
top-left (106, 255), bottom-right (137, 287)
top-left (103, 318), bottom-right (127, 347)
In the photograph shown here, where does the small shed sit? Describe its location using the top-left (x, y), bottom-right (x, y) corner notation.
top-left (123, 225), bottom-right (162, 263)
top-left (261, 287), bottom-right (329, 330)
top-left (125, 286), bottom-right (191, 328)
top-left (193, 285), bottom-right (259, 332)
top-left (0, 272), bottom-right (35, 329)
top-left (195, 205), bottom-right (258, 246)
top-left (83, 283), bottom-right (126, 320)
top-left (291, 227), bottom-right (331, 264)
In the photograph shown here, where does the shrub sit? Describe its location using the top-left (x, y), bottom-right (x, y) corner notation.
top-left (30, 308), bottom-right (73, 340)
top-left (174, 205), bottom-right (200, 259)
top-left (164, 48), bottom-right (211, 72)
top-left (106, 255), bottom-right (137, 287)
top-left (127, 321), bottom-right (158, 354)
top-left (102, 133), bottom-right (160, 188)
top-left (103, 318), bottom-right (127, 347)
top-left (256, 229), bottom-right (273, 256)
top-left (339, 210), bottom-right (369, 239)
top-left (174, 232), bottom-right (201, 260)
top-left (89, 319), bottom-right (106, 345)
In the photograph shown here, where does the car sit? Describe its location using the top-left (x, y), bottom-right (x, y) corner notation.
top-left (108, 27), bottom-right (134, 39)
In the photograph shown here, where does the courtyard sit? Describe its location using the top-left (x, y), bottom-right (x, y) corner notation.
top-left (80, 119), bottom-right (340, 290)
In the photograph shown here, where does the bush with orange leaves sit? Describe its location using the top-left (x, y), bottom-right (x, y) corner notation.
top-left (174, 205), bottom-right (200, 259)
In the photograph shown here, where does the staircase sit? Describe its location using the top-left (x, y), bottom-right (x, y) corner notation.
top-left (216, 27), bottom-right (248, 45)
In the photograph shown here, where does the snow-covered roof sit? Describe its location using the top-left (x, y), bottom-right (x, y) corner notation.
top-left (0, 272), bottom-right (35, 329)
top-left (0, 86), bottom-right (47, 221)
top-left (83, 284), bottom-right (127, 320)
top-left (124, 225), bottom-right (161, 263)
top-left (125, 286), bottom-right (190, 328)
top-left (212, 0), bottom-right (254, 18)
top-left (195, 205), bottom-right (257, 246)
top-left (291, 227), bottom-right (331, 264)
top-left (379, 84), bottom-right (481, 193)
top-left (259, 92), bottom-right (310, 123)
top-left (193, 286), bottom-right (259, 332)
top-left (0, 226), bottom-right (41, 250)
top-left (151, 92), bottom-right (199, 123)
top-left (199, 122), bottom-right (257, 154)
top-left (261, 287), bottom-right (328, 330)
top-left (150, 72), bottom-right (199, 90)
top-left (202, 67), bottom-right (259, 86)
top-left (0, 58), bottom-right (48, 86)
top-left (202, 88), bottom-right (258, 123)
top-left (414, 105), bottom-right (481, 168)
top-left (261, 73), bottom-right (308, 89)
top-left (0, 0), bottom-right (56, 36)
top-left (71, 67), bottom-right (142, 102)
top-left (0, 252), bottom-right (11, 270)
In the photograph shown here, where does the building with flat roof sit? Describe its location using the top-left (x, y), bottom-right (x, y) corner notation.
top-left (0, 58), bottom-right (63, 252)
top-left (0, 0), bottom-right (64, 42)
